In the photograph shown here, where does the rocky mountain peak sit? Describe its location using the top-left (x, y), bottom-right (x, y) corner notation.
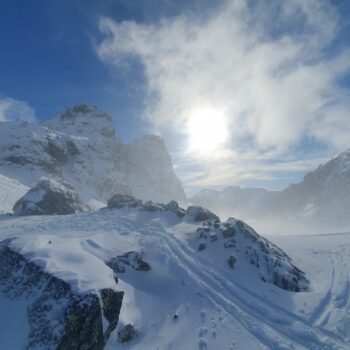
top-left (0, 104), bottom-right (187, 210)
top-left (42, 103), bottom-right (116, 138)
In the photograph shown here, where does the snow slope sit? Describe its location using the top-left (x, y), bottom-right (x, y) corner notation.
top-left (0, 207), bottom-right (349, 349)
top-left (0, 174), bottom-right (28, 213)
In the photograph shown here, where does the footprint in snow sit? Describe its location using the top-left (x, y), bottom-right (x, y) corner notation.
top-left (230, 341), bottom-right (237, 349)
top-left (200, 310), bottom-right (206, 323)
top-left (198, 338), bottom-right (207, 350)
top-left (198, 327), bottom-right (208, 337)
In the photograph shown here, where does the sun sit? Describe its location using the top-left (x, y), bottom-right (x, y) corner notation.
top-left (187, 107), bottom-right (228, 153)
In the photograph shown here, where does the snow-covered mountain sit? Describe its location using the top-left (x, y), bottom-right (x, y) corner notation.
top-left (272, 148), bottom-right (350, 229)
top-left (0, 104), bottom-right (186, 211)
top-left (191, 149), bottom-right (350, 234)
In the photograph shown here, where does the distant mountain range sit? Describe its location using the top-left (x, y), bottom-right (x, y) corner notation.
top-left (0, 103), bottom-right (349, 234)
top-left (0, 104), bottom-right (186, 212)
top-left (191, 149), bottom-right (350, 234)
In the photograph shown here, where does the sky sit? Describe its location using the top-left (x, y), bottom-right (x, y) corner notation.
top-left (1, 0), bottom-right (350, 195)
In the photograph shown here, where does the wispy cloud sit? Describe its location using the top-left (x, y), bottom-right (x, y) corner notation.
top-left (95, 0), bottom-right (350, 191)
top-left (0, 96), bottom-right (37, 123)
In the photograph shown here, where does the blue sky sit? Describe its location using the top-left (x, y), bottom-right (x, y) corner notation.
top-left (0, 0), bottom-right (217, 139)
top-left (1, 0), bottom-right (350, 195)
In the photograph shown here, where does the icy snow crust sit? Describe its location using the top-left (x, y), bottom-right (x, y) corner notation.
top-left (0, 206), bottom-right (349, 349)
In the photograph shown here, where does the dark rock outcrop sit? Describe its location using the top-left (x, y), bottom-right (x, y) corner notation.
top-left (106, 251), bottom-right (151, 274)
top-left (107, 194), bottom-right (142, 210)
top-left (107, 195), bottom-right (186, 218)
top-left (0, 239), bottom-right (123, 349)
top-left (118, 324), bottom-right (136, 343)
top-left (101, 288), bottom-right (124, 341)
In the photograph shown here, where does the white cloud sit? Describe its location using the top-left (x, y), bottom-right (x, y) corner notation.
top-left (96, 0), bottom-right (350, 190)
top-left (0, 97), bottom-right (37, 123)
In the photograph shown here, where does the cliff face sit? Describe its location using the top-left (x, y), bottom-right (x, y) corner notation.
top-left (271, 148), bottom-right (350, 227)
top-left (0, 104), bottom-right (187, 210)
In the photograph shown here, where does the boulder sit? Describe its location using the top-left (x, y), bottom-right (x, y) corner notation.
top-left (187, 206), bottom-right (220, 222)
top-left (107, 194), bottom-right (142, 210)
top-left (164, 200), bottom-right (186, 218)
top-left (106, 251), bottom-right (151, 273)
top-left (142, 200), bottom-right (165, 212)
top-left (13, 179), bottom-right (86, 216)
top-left (227, 256), bottom-right (236, 269)
top-left (198, 243), bottom-right (206, 251)
top-left (118, 324), bottom-right (136, 343)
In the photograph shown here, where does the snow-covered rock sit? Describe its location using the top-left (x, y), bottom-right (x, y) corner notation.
top-left (195, 217), bottom-right (309, 291)
top-left (187, 205), bottom-right (220, 222)
top-left (0, 104), bottom-right (187, 210)
top-left (0, 237), bottom-right (123, 349)
top-left (13, 179), bottom-right (86, 216)
top-left (105, 196), bottom-right (308, 292)
top-left (107, 194), bottom-right (187, 219)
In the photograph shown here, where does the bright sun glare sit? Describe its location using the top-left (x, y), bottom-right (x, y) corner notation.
top-left (187, 107), bottom-right (228, 153)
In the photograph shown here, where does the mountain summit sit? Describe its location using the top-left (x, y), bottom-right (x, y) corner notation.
top-left (0, 104), bottom-right (187, 211)
top-left (43, 103), bottom-right (116, 138)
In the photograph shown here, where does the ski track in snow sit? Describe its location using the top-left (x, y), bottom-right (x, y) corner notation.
top-left (144, 222), bottom-right (348, 350)
top-left (308, 244), bottom-right (350, 341)
top-left (1, 212), bottom-right (350, 349)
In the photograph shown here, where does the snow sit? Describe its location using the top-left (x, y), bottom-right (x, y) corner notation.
top-left (0, 173), bottom-right (28, 213)
top-left (0, 208), bottom-right (350, 349)
top-left (10, 235), bottom-right (117, 294)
